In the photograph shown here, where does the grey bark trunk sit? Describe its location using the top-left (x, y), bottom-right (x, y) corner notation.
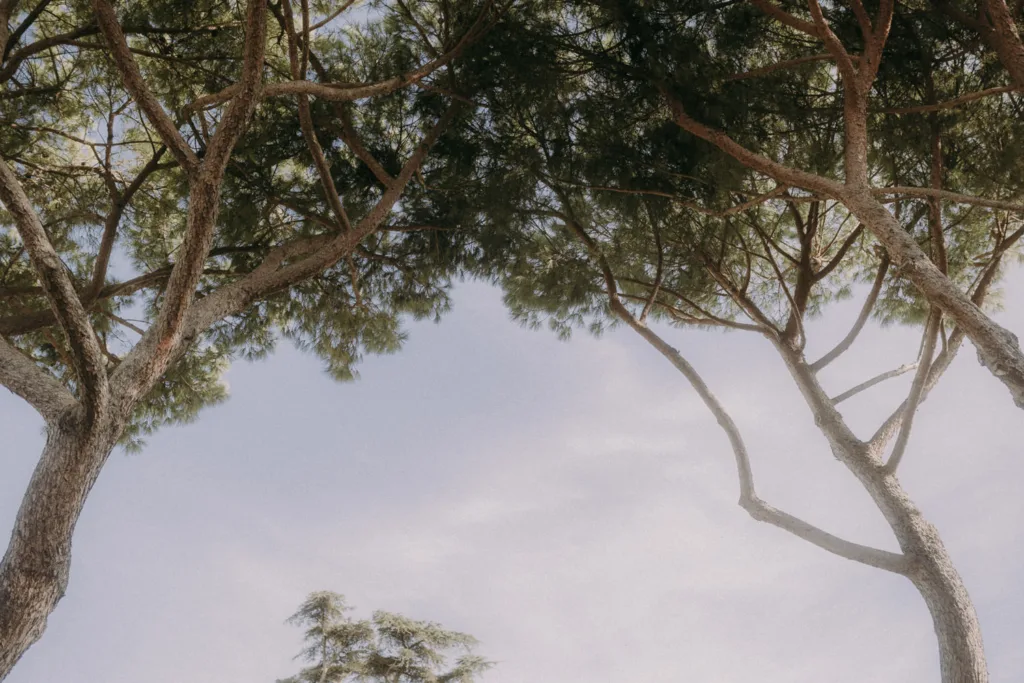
top-left (777, 351), bottom-right (987, 682)
top-left (0, 412), bottom-right (119, 680)
top-left (859, 473), bottom-right (987, 682)
top-left (913, 556), bottom-right (988, 683)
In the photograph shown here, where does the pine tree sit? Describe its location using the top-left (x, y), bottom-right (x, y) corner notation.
top-left (279, 592), bottom-right (491, 683)
top-left (0, 0), bottom-right (499, 674)
top-left (459, 7), bottom-right (1024, 679)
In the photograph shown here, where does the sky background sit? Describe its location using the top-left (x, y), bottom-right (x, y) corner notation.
top-left (2, 267), bottom-right (1024, 682)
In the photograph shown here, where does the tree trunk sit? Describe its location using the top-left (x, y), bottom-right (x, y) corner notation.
top-left (0, 411), bottom-right (120, 680)
top-left (912, 554), bottom-right (988, 683)
top-left (775, 347), bottom-right (988, 680)
top-left (861, 473), bottom-right (987, 683)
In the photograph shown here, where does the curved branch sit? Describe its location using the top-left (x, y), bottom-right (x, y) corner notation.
top-left (559, 196), bottom-right (907, 575)
top-left (740, 496), bottom-right (909, 573)
top-left (811, 254), bottom-right (889, 371)
top-left (0, 337), bottom-right (75, 422)
top-left (664, 93), bottom-right (845, 198)
top-left (884, 309), bottom-right (941, 472)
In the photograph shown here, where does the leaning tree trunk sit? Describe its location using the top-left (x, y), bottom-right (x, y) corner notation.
top-left (778, 352), bottom-right (988, 682)
top-left (0, 410), bottom-right (121, 680)
top-left (912, 554), bottom-right (988, 683)
top-left (861, 472), bottom-right (987, 682)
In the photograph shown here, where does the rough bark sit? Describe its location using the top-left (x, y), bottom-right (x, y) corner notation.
top-left (859, 467), bottom-right (987, 682)
top-left (775, 347), bottom-right (987, 682)
top-left (0, 411), bottom-right (122, 680)
top-left (982, 0), bottom-right (1024, 88)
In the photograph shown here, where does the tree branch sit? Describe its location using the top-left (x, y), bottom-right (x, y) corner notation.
top-left (93, 0), bottom-right (199, 175)
top-left (87, 147), bottom-right (167, 300)
top-left (880, 86), bottom-right (1018, 114)
top-left (832, 362), bottom-right (918, 404)
top-left (982, 0), bottom-right (1024, 87)
top-left (740, 496), bottom-right (909, 573)
top-left (278, 0), bottom-right (351, 230)
top-left (664, 92), bottom-right (846, 198)
top-left (0, 157), bottom-right (108, 419)
top-left (811, 254), bottom-right (889, 371)
top-left (107, 0), bottom-right (268, 407)
top-left (814, 224), bottom-right (864, 282)
top-left (0, 336), bottom-right (76, 422)
top-left (806, 0), bottom-right (858, 83)
top-left (884, 308), bottom-right (941, 472)
top-left (871, 185), bottom-right (1024, 213)
top-left (558, 193), bottom-right (907, 575)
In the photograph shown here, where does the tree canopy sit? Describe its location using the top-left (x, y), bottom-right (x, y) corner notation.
top-left (3, 0), bottom-right (1024, 681)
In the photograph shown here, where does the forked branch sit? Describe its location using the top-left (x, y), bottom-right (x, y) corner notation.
top-left (555, 191), bottom-right (908, 575)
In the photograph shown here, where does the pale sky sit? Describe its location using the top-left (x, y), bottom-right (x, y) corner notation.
top-left (2, 269), bottom-right (1023, 682)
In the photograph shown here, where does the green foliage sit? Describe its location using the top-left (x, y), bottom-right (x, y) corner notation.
top-left (0, 0), bottom-right (490, 445)
top-left (450, 0), bottom-right (1024, 342)
top-left (3, 0), bottom-right (1024, 444)
top-left (279, 591), bottom-right (491, 683)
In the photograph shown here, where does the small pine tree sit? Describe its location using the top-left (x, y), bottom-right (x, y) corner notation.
top-left (279, 592), bottom-right (492, 683)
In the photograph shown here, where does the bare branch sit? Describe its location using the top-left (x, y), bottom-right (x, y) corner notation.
top-left (2, 0), bottom-right (49, 59)
top-left (814, 224), bottom-right (864, 282)
top-left (811, 254), bottom-right (889, 371)
top-left (806, 0), bottom-right (858, 83)
top-left (740, 496), bottom-right (909, 573)
top-left (849, 0), bottom-right (874, 37)
top-left (982, 0), bottom-right (1024, 88)
top-left (559, 194), bottom-right (907, 575)
top-left (832, 362), bottom-right (918, 404)
top-left (640, 212), bottom-right (663, 324)
top-left (303, 51), bottom-right (396, 188)
top-left (884, 309), bottom-right (941, 472)
top-left (865, 247), bottom-right (1009, 450)
top-left (664, 93), bottom-right (845, 198)
top-left (858, 0), bottom-right (893, 88)
top-left (750, 0), bottom-right (822, 39)
top-left (88, 147), bottom-right (167, 300)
